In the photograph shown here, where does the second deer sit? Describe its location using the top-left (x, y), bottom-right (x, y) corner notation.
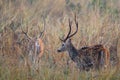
top-left (57, 15), bottom-right (110, 71)
top-left (21, 23), bottom-right (45, 67)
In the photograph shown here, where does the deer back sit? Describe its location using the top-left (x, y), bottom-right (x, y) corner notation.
top-left (78, 44), bottom-right (110, 69)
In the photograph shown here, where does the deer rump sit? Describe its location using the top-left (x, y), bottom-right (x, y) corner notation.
top-left (77, 45), bottom-right (106, 71)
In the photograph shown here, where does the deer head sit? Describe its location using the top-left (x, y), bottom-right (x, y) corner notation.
top-left (21, 21), bottom-right (45, 62)
top-left (57, 14), bottom-right (78, 53)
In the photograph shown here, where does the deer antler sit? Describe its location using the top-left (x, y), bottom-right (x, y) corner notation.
top-left (59, 14), bottom-right (78, 42)
top-left (60, 18), bottom-right (72, 42)
top-left (68, 14), bottom-right (78, 38)
top-left (21, 26), bottom-right (32, 40)
top-left (38, 20), bottom-right (46, 38)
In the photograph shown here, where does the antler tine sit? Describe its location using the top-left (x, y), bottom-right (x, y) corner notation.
top-left (68, 14), bottom-right (78, 38)
top-left (59, 37), bottom-right (64, 42)
top-left (64, 18), bottom-right (72, 41)
top-left (39, 19), bottom-right (46, 38)
top-left (60, 18), bottom-right (72, 42)
top-left (21, 26), bottom-right (31, 40)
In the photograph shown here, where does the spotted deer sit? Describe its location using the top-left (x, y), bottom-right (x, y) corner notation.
top-left (21, 23), bottom-right (45, 66)
top-left (57, 15), bottom-right (110, 71)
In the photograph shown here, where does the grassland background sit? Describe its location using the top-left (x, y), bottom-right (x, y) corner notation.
top-left (0, 0), bottom-right (120, 80)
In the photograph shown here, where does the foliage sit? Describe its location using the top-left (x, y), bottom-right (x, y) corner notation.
top-left (0, 0), bottom-right (120, 80)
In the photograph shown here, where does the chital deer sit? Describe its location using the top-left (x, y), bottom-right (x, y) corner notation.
top-left (21, 23), bottom-right (45, 66)
top-left (57, 15), bottom-right (110, 71)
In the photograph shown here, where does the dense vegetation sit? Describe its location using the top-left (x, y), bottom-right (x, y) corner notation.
top-left (0, 0), bottom-right (120, 80)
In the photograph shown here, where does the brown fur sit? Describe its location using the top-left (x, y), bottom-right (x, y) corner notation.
top-left (38, 38), bottom-right (44, 58)
top-left (78, 44), bottom-right (110, 69)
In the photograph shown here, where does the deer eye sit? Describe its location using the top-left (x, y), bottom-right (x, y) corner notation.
top-left (62, 44), bottom-right (65, 46)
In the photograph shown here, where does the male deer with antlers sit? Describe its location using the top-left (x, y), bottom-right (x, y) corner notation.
top-left (57, 15), bottom-right (110, 71)
top-left (21, 23), bottom-right (45, 67)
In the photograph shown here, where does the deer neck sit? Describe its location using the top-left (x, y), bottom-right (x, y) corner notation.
top-left (67, 43), bottom-right (78, 61)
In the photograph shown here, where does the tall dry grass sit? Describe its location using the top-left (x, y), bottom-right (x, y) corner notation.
top-left (0, 0), bottom-right (120, 80)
